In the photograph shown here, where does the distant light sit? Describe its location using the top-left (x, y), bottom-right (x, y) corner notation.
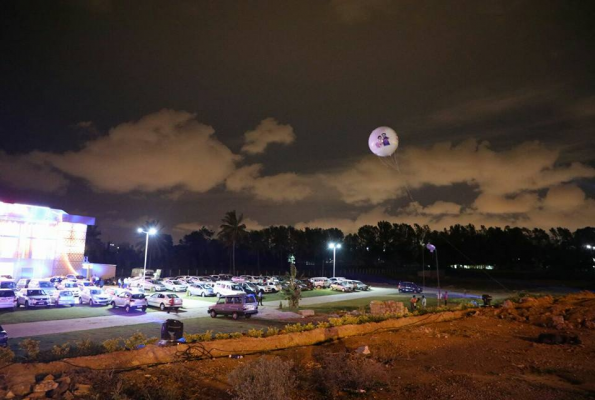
top-left (328, 243), bottom-right (335, 249)
top-left (337, 244), bottom-right (342, 249)
top-left (148, 227), bottom-right (158, 235)
top-left (137, 228), bottom-right (143, 233)
top-left (587, 244), bottom-right (593, 249)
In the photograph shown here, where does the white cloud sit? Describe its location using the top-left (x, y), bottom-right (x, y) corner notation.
top-left (241, 118), bottom-right (296, 155)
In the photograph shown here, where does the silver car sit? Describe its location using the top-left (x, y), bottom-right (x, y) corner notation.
top-left (17, 289), bottom-right (51, 308)
top-left (187, 283), bottom-right (215, 297)
top-left (79, 288), bottom-right (111, 306)
top-left (51, 290), bottom-right (76, 307)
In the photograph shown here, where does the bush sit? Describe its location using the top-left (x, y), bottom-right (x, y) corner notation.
top-left (102, 338), bottom-right (123, 353)
top-left (316, 321), bottom-right (330, 329)
top-left (316, 352), bottom-right (388, 398)
top-left (19, 338), bottom-right (40, 360)
top-left (230, 332), bottom-right (243, 339)
top-left (215, 333), bottom-right (231, 340)
top-left (247, 329), bottom-right (264, 338)
top-left (228, 356), bottom-right (296, 400)
top-left (124, 332), bottom-right (148, 350)
top-left (0, 346), bottom-right (14, 366)
top-left (265, 327), bottom-right (280, 337)
top-left (52, 343), bottom-right (71, 358)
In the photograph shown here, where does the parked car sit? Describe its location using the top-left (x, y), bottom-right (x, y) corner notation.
top-left (17, 289), bottom-right (51, 308)
top-left (28, 279), bottom-right (58, 296)
top-left (213, 281), bottom-right (245, 297)
top-left (147, 293), bottom-right (183, 311)
top-left (398, 281), bottom-right (423, 293)
top-left (330, 281), bottom-right (353, 292)
top-left (0, 289), bottom-right (17, 311)
top-left (264, 281), bottom-right (281, 293)
top-left (187, 283), bottom-right (215, 297)
top-left (207, 293), bottom-right (258, 320)
top-left (16, 279), bottom-right (30, 290)
top-left (110, 291), bottom-right (147, 313)
top-left (328, 277), bottom-right (347, 285)
top-left (77, 280), bottom-right (93, 290)
top-left (58, 281), bottom-right (81, 297)
top-left (0, 278), bottom-right (17, 290)
top-left (49, 276), bottom-right (66, 286)
top-left (0, 326), bottom-right (7, 348)
top-left (352, 280), bottom-right (370, 291)
top-left (80, 288), bottom-right (111, 306)
top-left (162, 280), bottom-right (187, 292)
top-left (310, 277), bottom-right (331, 289)
top-left (239, 282), bottom-right (258, 295)
top-left (51, 290), bottom-right (76, 307)
top-left (131, 278), bottom-right (166, 292)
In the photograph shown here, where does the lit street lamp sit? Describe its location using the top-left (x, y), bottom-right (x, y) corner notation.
top-left (328, 243), bottom-right (342, 278)
top-left (137, 227), bottom-right (157, 284)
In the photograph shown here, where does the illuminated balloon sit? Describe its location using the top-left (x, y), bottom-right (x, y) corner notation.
top-left (368, 126), bottom-right (399, 157)
top-left (426, 243), bottom-right (436, 253)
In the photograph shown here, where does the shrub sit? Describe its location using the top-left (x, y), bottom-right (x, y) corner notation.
top-left (230, 332), bottom-right (243, 339)
top-left (124, 332), bottom-right (148, 350)
top-left (75, 338), bottom-right (93, 353)
top-left (285, 323), bottom-right (304, 333)
top-left (19, 338), bottom-right (40, 360)
top-left (102, 338), bottom-right (123, 353)
top-left (265, 327), bottom-right (280, 337)
top-left (228, 356), bottom-right (296, 400)
top-left (200, 330), bottom-right (214, 341)
top-left (52, 343), bottom-right (71, 358)
top-left (215, 333), bottom-right (231, 340)
top-left (0, 346), bottom-right (14, 366)
top-left (302, 322), bottom-right (316, 331)
top-left (328, 317), bottom-right (343, 327)
top-left (316, 352), bottom-right (388, 398)
top-left (247, 329), bottom-right (264, 338)
top-left (316, 321), bottom-right (330, 329)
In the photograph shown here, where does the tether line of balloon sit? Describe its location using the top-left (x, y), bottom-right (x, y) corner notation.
top-left (369, 126), bottom-right (509, 294)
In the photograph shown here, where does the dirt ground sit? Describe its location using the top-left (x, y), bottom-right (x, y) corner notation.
top-left (17, 293), bottom-right (595, 400)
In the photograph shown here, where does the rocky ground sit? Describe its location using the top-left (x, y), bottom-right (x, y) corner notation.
top-left (2, 292), bottom-right (594, 399)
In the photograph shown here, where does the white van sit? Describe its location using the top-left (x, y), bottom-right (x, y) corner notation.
top-left (0, 279), bottom-right (16, 290)
top-left (0, 289), bottom-right (17, 310)
top-left (213, 281), bottom-right (244, 297)
top-left (28, 279), bottom-right (57, 296)
top-left (310, 277), bottom-right (331, 288)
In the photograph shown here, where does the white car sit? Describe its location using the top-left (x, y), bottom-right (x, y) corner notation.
top-left (264, 281), bottom-right (282, 292)
top-left (147, 293), bottom-right (183, 311)
top-left (255, 282), bottom-right (273, 293)
top-left (80, 288), bottom-right (111, 306)
top-left (28, 279), bottom-right (57, 296)
top-left (0, 289), bottom-right (17, 310)
top-left (17, 289), bottom-right (51, 308)
top-left (330, 281), bottom-right (353, 292)
top-left (213, 281), bottom-right (245, 297)
top-left (110, 291), bottom-right (147, 313)
top-left (162, 280), bottom-right (187, 292)
top-left (187, 283), bottom-right (215, 297)
top-left (310, 277), bottom-right (331, 288)
top-left (77, 280), bottom-right (93, 290)
top-left (51, 290), bottom-right (76, 307)
top-left (58, 281), bottom-right (81, 297)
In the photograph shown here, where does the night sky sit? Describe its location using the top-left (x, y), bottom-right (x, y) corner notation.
top-left (1, 0), bottom-right (594, 243)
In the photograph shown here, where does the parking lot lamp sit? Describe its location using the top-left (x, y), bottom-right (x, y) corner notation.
top-left (328, 243), bottom-right (342, 278)
top-left (137, 227), bottom-right (157, 284)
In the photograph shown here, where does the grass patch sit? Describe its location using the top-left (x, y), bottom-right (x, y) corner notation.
top-left (8, 316), bottom-right (287, 354)
top-left (0, 305), bottom-right (156, 324)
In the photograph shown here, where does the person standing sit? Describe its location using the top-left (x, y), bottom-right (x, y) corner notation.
top-left (444, 291), bottom-right (449, 306)
top-left (410, 295), bottom-right (418, 312)
top-left (257, 291), bottom-right (264, 306)
top-left (421, 295), bottom-right (427, 309)
top-left (117, 278), bottom-right (122, 288)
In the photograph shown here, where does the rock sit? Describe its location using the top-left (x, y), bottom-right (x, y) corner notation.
top-left (537, 333), bottom-right (581, 345)
top-left (11, 383), bottom-right (32, 397)
top-left (299, 309), bottom-right (315, 317)
top-left (24, 391), bottom-right (47, 399)
top-left (43, 375), bottom-right (55, 381)
top-left (55, 377), bottom-right (71, 394)
top-left (5, 391), bottom-right (15, 399)
top-left (502, 300), bottom-right (514, 309)
top-left (370, 300), bottom-right (408, 316)
top-left (356, 345), bottom-right (370, 355)
top-left (62, 391), bottom-right (74, 400)
top-left (34, 380), bottom-right (58, 392)
top-left (73, 384), bottom-right (91, 396)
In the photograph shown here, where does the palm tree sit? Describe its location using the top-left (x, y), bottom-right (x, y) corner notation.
top-left (218, 211), bottom-right (248, 274)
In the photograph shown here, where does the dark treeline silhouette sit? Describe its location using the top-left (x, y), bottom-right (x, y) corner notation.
top-left (85, 219), bottom-right (595, 279)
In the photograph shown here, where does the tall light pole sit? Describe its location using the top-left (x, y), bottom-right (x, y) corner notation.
top-left (426, 243), bottom-right (440, 300)
top-left (137, 227), bottom-right (157, 285)
top-left (328, 243), bottom-right (341, 278)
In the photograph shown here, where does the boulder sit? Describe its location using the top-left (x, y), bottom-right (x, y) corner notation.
top-left (299, 310), bottom-right (315, 317)
top-left (24, 391), bottom-right (47, 399)
top-left (355, 345), bottom-right (370, 355)
top-left (73, 384), bottom-right (91, 396)
top-left (34, 380), bottom-right (58, 392)
top-left (11, 383), bottom-right (31, 397)
top-left (43, 375), bottom-right (55, 381)
top-left (370, 300), bottom-right (407, 316)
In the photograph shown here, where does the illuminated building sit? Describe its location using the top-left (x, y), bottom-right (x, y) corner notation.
top-left (0, 201), bottom-right (95, 279)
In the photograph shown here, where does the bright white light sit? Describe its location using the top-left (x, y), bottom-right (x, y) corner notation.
top-left (148, 227), bottom-right (157, 235)
top-left (328, 243), bottom-right (335, 249)
top-left (137, 228), bottom-right (143, 233)
top-left (337, 244), bottom-right (342, 249)
top-left (586, 244), bottom-right (593, 249)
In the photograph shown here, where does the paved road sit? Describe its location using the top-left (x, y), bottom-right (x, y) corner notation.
top-left (3, 286), bottom-right (475, 339)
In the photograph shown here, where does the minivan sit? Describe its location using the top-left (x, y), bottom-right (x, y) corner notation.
top-left (0, 289), bottom-right (17, 310)
top-left (213, 281), bottom-right (244, 297)
top-left (208, 293), bottom-right (258, 319)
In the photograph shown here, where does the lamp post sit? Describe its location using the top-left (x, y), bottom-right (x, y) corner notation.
top-left (328, 243), bottom-right (341, 278)
top-left (426, 243), bottom-right (440, 301)
top-left (137, 227), bottom-right (157, 285)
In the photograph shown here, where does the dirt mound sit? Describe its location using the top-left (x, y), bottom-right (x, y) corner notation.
top-left (491, 291), bottom-right (595, 330)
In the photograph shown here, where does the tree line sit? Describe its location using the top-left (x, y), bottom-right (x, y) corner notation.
top-left (85, 211), bottom-right (595, 278)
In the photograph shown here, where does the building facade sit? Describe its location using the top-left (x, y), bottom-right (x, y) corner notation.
top-left (0, 201), bottom-right (95, 280)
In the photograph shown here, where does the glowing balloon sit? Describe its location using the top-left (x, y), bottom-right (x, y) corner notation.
top-left (368, 126), bottom-right (399, 157)
top-left (426, 243), bottom-right (436, 253)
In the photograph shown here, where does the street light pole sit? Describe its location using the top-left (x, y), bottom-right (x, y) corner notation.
top-left (137, 227), bottom-right (157, 287)
top-left (328, 243), bottom-right (342, 278)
